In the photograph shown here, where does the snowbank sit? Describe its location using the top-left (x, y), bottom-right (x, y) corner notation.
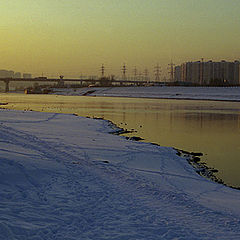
top-left (0, 109), bottom-right (240, 239)
top-left (53, 86), bottom-right (240, 102)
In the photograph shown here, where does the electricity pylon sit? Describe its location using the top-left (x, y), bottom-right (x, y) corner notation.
top-left (144, 68), bottom-right (149, 82)
top-left (200, 58), bottom-right (204, 85)
top-left (168, 61), bottom-right (175, 82)
top-left (154, 64), bottom-right (161, 81)
top-left (101, 64), bottom-right (105, 78)
top-left (133, 66), bottom-right (137, 81)
top-left (122, 63), bottom-right (127, 80)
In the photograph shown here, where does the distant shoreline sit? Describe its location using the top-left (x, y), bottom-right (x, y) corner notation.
top-left (2, 90), bottom-right (240, 103)
top-left (88, 94), bottom-right (240, 103)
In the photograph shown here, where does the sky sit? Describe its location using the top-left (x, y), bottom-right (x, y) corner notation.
top-left (0, 0), bottom-right (240, 79)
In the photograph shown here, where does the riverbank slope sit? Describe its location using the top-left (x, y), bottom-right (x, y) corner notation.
top-left (0, 109), bottom-right (240, 239)
top-left (53, 86), bottom-right (240, 102)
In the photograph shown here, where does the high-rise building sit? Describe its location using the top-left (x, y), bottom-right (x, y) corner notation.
top-left (234, 61), bottom-right (240, 84)
top-left (192, 61), bottom-right (201, 84)
top-left (202, 61), bottom-right (213, 84)
top-left (14, 72), bottom-right (21, 78)
top-left (174, 66), bottom-right (181, 82)
top-left (22, 73), bottom-right (32, 79)
top-left (0, 70), bottom-right (14, 78)
top-left (174, 60), bottom-right (240, 85)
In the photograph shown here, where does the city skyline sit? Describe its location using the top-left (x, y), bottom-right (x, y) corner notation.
top-left (1, 58), bottom-right (240, 82)
top-left (1, 0), bottom-right (240, 78)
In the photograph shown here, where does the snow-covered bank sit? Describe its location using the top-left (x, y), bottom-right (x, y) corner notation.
top-left (53, 86), bottom-right (240, 102)
top-left (1, 109), bottom-right (240, 239)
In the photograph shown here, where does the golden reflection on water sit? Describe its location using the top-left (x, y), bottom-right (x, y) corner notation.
top-left (1, 93), bottom-right (240, 187)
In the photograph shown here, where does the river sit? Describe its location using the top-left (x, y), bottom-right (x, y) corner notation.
top-left (1, 93), bottom-right (240, 188)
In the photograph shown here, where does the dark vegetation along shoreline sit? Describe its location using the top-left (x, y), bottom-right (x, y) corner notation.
top-left (92, 116), bottom-right (240, 191)
top-left (175, 149), bottom-right (240, 190)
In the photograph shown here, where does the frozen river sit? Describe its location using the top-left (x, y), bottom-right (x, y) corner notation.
top-left (1, 92), bottom-right (240, 188)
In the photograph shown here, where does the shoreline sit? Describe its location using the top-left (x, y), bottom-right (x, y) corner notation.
top-left (2, 88), bottom-right (240, 103)
top-left (92, 116), bottom-right (240, 190)
top-left (89, 94), bottom-right (240, 103)
top-left (1, 109), bottom-right (240, 238)
top-left (50, 85), bottom-right (240, 102)
top-left (1, 92), bottom-right (239, 189)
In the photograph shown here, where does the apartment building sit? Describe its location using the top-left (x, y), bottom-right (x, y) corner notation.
top-left (174, 60), bottom-right (240, 85)
top-left (0, 70), bottom-right (14, 78)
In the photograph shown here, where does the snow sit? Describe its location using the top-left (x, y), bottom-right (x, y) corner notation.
top-left (52, 86), bottom-right (240, 102)
top-left (1, 109), bottom-right (240, 239)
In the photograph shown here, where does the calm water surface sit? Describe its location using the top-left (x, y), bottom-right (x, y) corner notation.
top-left (2, 93), bottom-right (240, 187)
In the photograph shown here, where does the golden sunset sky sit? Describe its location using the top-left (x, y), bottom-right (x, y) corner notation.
top-left (0, 0), bottom-right (240, 78)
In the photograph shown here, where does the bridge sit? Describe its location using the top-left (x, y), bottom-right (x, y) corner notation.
top-left (0, 77), bottom-right (165, 92)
